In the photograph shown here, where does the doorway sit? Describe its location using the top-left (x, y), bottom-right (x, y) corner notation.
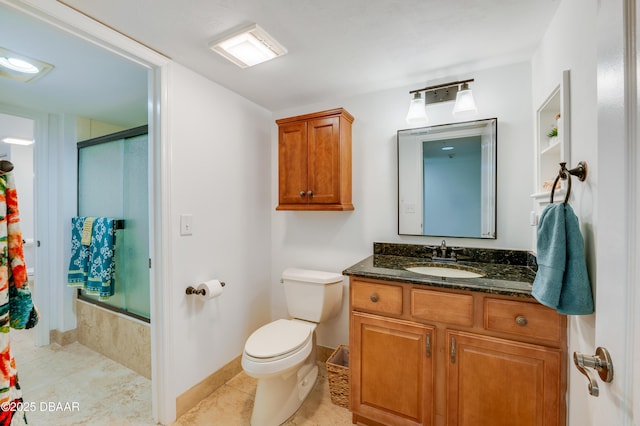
top-left (0, 1), bottom-right (162, 423)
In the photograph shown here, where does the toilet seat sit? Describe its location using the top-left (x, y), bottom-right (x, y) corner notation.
top-left (244, 319), bottom-right (313, 360)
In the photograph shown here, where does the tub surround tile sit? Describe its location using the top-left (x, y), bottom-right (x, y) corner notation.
top-left (76, 299), bottom-right (151, 379)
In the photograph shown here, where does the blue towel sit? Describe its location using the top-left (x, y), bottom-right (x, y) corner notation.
top-left (86, 217), bottom-right (116, 300)
top-left (532, 204), bottom-right (594, 315)
top-left (67, 216), bottom-right (90, 286)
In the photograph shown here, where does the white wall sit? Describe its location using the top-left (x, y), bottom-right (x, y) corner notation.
top-left (531, 0), bottom-right (598, 424)
top-left (271, 61), bottom-right (534, 348)
top-left (166, 63), bottom-right (272, 397)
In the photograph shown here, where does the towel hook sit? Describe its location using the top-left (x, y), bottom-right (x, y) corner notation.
top-left (0, 160), bottom-right (14, 175)
top-left (549, 161), bottom-right (588, 204)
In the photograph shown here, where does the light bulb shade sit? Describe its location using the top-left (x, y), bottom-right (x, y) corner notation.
top-left (406, 93), bottom-right (428, 124)
top-left (452, 87), bottom-right (477, 116)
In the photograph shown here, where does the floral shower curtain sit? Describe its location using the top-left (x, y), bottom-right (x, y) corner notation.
top-left (0, 172), bottom-right (38, 425)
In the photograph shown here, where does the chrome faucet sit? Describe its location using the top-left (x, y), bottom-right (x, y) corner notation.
top-left (440, 240), bottom-right (447, 258)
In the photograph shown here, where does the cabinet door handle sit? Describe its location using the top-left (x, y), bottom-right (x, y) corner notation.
top-left (450, 337), bottom-right (457, 364)
top-left (299, 191), bottom-right (306, 197)
top-left (426, 332), bottom-right (432, 358)
top-left (307, 190), bottom-right (313, 197)
top-left (515, 315), bottom-right (528, 326)
top-left (370, 294), bottom-right (379, 303)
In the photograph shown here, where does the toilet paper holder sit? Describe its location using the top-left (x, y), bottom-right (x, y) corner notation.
top-left (185, 282), bottom-right (226, 296)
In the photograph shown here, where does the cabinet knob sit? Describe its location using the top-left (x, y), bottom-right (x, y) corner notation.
top-left (299, 191), bottom-right (306, 197)
top-left (307, 190), bottom-right (313, 197)
top-left (515, 315), bottom-right (528, 326)
top-left (370, 294), bottom-right (379, 303)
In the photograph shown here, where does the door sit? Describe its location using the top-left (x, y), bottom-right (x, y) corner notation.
top-left (351, 311), bottom-right (434, 426)
top-left (447, 330), bottom-right (562, 426)
top-left (278, 121), bottom-right (308, 205)
top-left (307, 116), bottom-right (340, 204)
top-left (579, 1), bottom-right (639, 424)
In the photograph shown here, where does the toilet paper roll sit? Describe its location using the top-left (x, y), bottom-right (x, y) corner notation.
top-left (196, 280), bottom-right (224, 300)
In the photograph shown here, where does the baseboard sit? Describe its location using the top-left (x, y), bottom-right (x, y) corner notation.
top-left (176, 355), bottom-right (243, 419)
top-left (49, 328), bottom-right (78, 346)
top-left (175, 345), bottom-right (339, 419)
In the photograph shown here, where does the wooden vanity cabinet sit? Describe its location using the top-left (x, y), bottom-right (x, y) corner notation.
top-left (349, 277), bottom-right (567, 426)
top-left (276, 108), bottom-right (354, 211)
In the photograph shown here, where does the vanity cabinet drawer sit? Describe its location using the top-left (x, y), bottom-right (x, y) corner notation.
top-left (351, 281), bottom-right (403, 315)
top-left (411, 288), bottom-right (473, 326)
top-left (484, 298), bottom-right (563, 342)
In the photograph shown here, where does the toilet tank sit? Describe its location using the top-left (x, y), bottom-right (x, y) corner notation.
top-left (282, 268), bottom-right (344, 322)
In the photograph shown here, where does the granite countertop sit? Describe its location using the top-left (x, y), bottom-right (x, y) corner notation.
top-left (343, 243), bottom-right (538, 299)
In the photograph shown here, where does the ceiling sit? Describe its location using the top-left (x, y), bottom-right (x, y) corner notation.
top-left (0, 0), bottom-right (560, 126)
top-left (0, 2), bottom-right (148, 129)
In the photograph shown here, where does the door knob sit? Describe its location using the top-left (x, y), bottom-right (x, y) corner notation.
top-left (573, 347), bottom-right (614, 397)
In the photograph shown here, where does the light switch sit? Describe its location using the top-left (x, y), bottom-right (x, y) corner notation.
top-left (180, 214), bottom-right (193, 236)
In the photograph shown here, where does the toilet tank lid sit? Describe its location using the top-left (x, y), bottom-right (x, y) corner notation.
top-left (282, 268), bottom-right (344, 284)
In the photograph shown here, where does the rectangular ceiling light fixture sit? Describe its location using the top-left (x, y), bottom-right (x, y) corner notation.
top-left (208, 23), bottom-right (287, 68)
top-left (2, 137), bottom-right (34, 146)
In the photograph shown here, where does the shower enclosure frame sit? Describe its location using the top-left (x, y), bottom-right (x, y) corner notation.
top-left (76, 124), bottom-right (151, 323)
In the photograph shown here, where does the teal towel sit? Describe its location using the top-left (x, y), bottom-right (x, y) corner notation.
top-left (532, 204), bottom-right (594, 315)
top-left (86, 217), bottom-right (116, 300)
top-left (68, 216), bottom-right (90, 286)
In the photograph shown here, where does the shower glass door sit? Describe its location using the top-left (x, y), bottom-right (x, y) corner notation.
top-left (77, 126), bottom-right (150, 320)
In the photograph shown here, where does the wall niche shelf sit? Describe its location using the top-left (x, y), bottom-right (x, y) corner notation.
top-left (532, 70), bottom-right (571, 204)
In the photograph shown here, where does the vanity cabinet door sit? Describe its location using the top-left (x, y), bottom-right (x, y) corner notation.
top-left (352, 311), bottom-right (434, 426)
top-left (446, 330), bottom-right (563, 426)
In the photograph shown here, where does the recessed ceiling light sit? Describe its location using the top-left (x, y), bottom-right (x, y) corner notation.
top-left (0, 57), bottom-right (39, 74)
top-left (2, 137), bottom-right (34, 146)
top-left (208, 24), bottom-right (287, 68)
top-left (0, 47), bottom-right (54, 83)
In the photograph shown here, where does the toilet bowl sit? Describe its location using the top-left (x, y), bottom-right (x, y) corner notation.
top-left (242, 268), bottom-right (343, 426)
top-left (242, 319), bottom-right (318, 426)
top-left (242, 319), bottom-right (316, 377)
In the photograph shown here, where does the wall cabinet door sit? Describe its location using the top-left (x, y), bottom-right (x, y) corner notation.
top-left (446, 330), bottom-right (563, 426)
top-left (351, 311), bottom-right (434, 426)
top-left (278, 120), bottom-right (308, 205)
top-left (307, 116), bottom-right (340, 204)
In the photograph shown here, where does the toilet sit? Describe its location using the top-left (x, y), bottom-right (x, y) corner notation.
top-left (241, 268), bottom-right (344, 426)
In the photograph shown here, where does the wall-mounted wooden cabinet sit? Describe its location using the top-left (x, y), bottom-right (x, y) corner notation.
top-left (276, 108), bottom-right (354, 211)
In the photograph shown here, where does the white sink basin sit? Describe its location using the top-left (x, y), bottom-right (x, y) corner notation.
top-left (406, 265), bottom-right (484, 279)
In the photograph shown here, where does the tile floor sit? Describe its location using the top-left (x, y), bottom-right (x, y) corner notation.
top-left (12, 328), bottom-right (154, 426)
top-left (173, 364), bottom-right (353, 426)
top-left (11, 329), bottom-right (352, 425)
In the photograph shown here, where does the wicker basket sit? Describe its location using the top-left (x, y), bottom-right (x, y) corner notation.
top-left (326, 345), bottom-right (349, 409)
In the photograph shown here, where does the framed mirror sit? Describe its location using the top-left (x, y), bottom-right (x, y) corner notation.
top-left (398, 118), bottom-right (497, 238)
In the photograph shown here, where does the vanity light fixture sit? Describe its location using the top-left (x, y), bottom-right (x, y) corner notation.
top-left (452, 82), bottom-right (478, 116)
top-left (405, 92), bottom-right (429, 124)
top-left (208, 23), bottom-right (287, 68)
top-left (405, 78), bottom-right (477, 124)
top-left (0, 47), bottom-right (54, 83)
top-left (2, 137), bottom-right (34, 146)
